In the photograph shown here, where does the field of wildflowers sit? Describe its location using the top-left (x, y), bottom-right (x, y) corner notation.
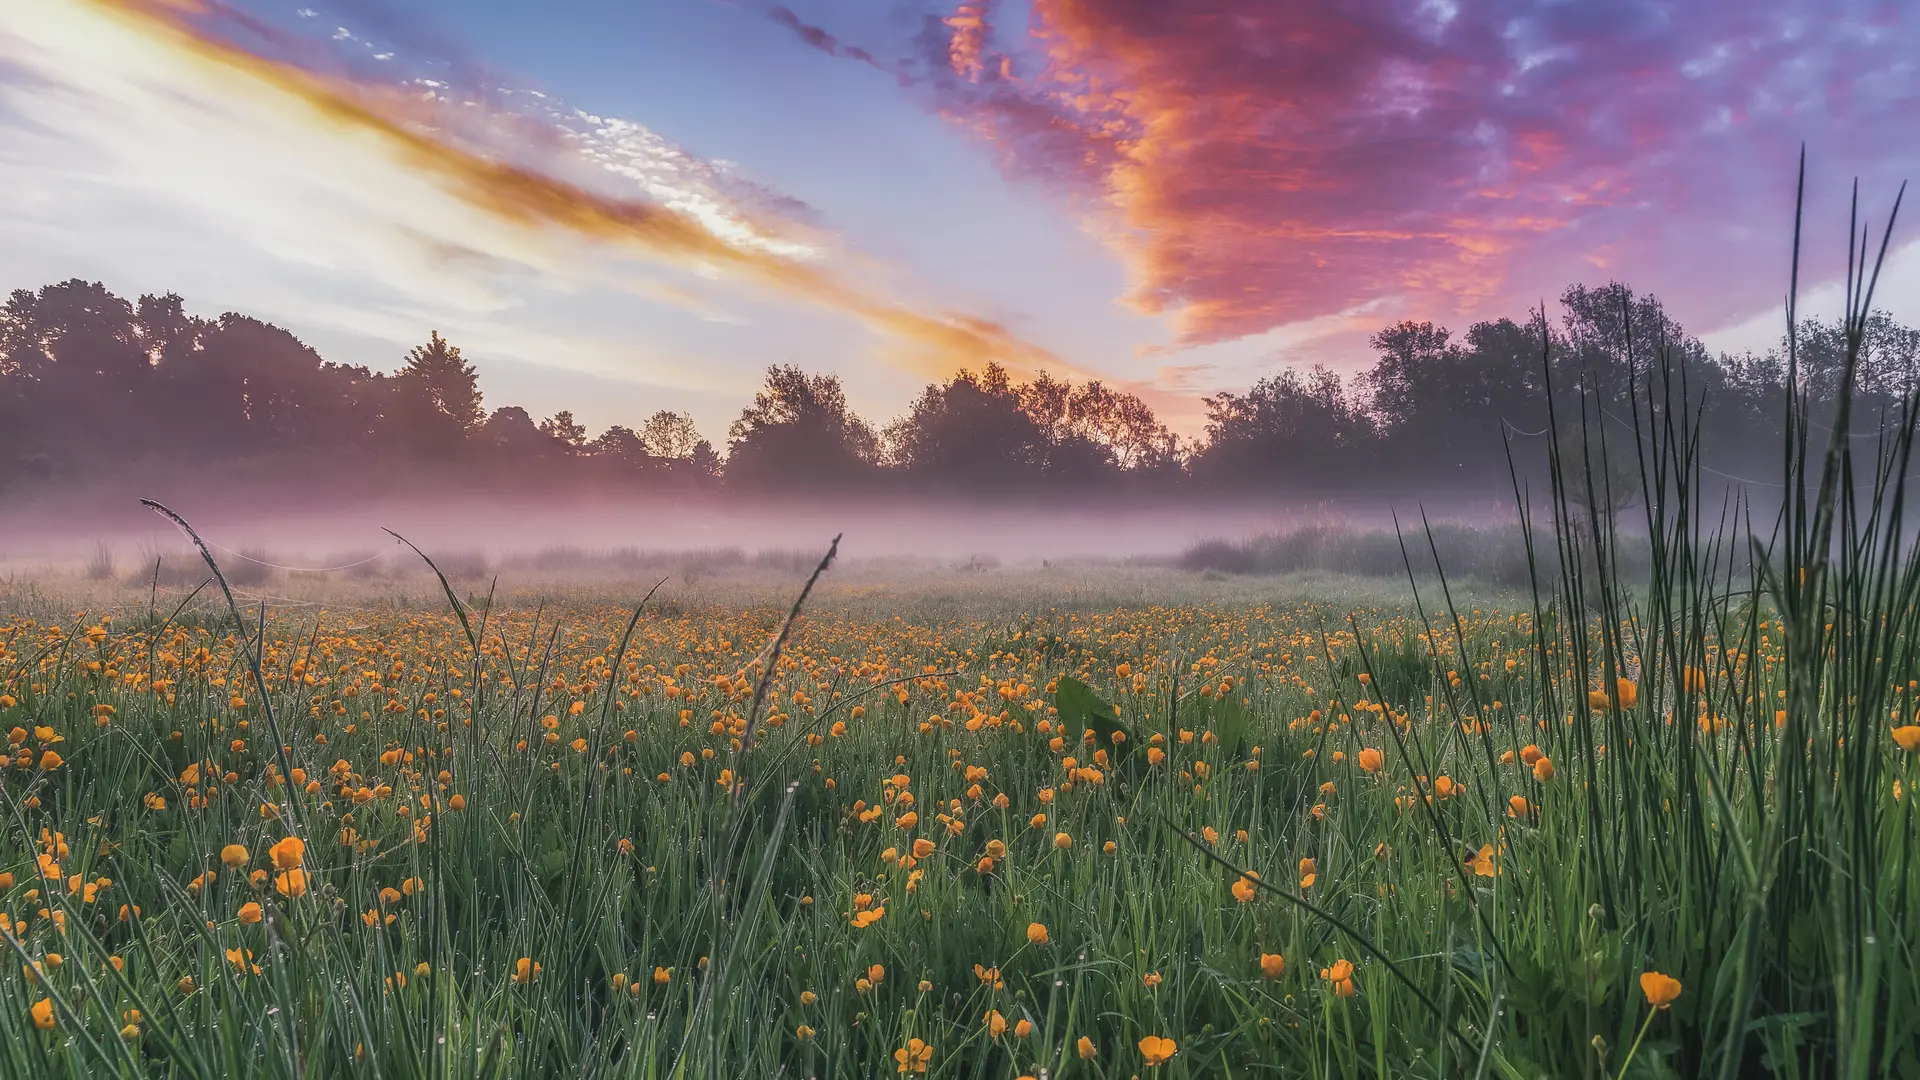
top-left (4, 202), bottom-right (1919, 1078)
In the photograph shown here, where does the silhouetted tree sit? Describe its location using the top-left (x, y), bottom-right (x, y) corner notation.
top-left (2, 274), bottom-right (1913, 504)
top-left (640, 410), bottom-right (701, 461)
top-left (539, 410), bottom-right (588, 452)
top-left (395, 332), bottom-right (481, 455)
top-left (887, 364), bottom-right (1050, 489)
top-left (726, 365), bottom-right (878, 491)
top-left (1191, 366), bottom-right (1372, 493)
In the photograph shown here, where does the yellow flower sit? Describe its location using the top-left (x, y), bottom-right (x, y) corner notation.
top-left (1138, 1035), bottom-right (1177, 1066)
top-left (1640, 971), bottom-right (1682, 1008)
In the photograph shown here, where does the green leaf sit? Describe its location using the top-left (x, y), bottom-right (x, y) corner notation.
top-left (1055, 676), bottom-right (1132, 770)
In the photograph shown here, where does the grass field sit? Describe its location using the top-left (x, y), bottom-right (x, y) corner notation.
top-left (5, 241), bottom-right (1920, 1079)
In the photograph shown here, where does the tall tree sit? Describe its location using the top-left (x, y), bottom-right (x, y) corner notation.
top-left (887, 364), bottom-right (1050, 489)
top-left (397, 332), bottom-right (483, 445)
top-left (640, 410), bottom-right (702, 461)
top-left (726, 365), bottom-right (878, 491)
top-left (1191, 366), bottom-right (1372, 492)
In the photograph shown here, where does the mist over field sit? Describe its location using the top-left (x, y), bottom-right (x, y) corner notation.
top-left (5, 2), bottom-right (1920, 1077)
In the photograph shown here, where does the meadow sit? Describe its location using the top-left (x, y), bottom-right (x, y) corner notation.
top-left (5, 254), bottom-right (1920, 1080)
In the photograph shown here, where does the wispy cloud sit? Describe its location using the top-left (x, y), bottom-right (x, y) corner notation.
top-left (1, 0), bottom-right (1068, 383)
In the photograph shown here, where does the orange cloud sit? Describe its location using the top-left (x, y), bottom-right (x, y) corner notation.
top-left (943, 4), bottom-right (992, 81)
top-left (77, 0), bottom-right (1064, 381)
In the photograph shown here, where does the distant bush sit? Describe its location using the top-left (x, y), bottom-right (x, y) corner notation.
top-left (1179, 521), bottom-right (1649, 589)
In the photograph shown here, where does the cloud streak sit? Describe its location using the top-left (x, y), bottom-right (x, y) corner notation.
top-left (12, 0), bottom-right (1065, 381)
top-left (775, 0), bottom-right (1920, 348)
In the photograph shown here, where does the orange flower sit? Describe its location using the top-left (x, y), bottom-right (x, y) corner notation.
top-left (1298, 857), bottom-right (1317, 889)
top-left (1231, 875), bottom-right (1258, 903)
top-left (30, 998), bottom-right (55, 1030)
top-left (1587, 689), bottom-right (1612, 710)
top-left (220, 844), bottom-right (250, 869)
top-left (1892, 726), bottom-right (1920, 752)
top-left (237, 902), bottom-right (263, 925)
top-left (268, 836), bottom-right (306, 871)
top-left (1532, 756), bottom-right (1555, 782)
top-left (1616, 678), bottom-right (1639, 708)
top-left (1640, 971), bottom-right (1682, 1008)
top-left (893, 1037), bottom-right (932, 1073)
top-left (274, 868), bottom-right (308, 898)
top-left (1260, 952), bottom-right (1285, 979)
top-left (1025, 922), bottom-right (1048, 945)
top-left (1508, 795), bottom-right (1533, 818)
top-left (1138, 1035), bottom-right (1177, 1066)
top-left (983, 1009), bottom-right (1008, 1036)
top-left (1076, 1035), bottom-right (1097, 1059)
top-left (511, 958), bottom-right (541, 984)
top-left (1468, 844), bottom-right (1497, 877)
top-left (1355, 747), bottom-right (1384, 774)
top-left (1321, 958), bottom-right (1356, 997)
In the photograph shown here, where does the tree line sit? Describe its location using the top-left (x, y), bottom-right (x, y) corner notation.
top-left (2, 277), bottom-right (1914, 500)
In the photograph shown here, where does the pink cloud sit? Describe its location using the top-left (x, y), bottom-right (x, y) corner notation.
top-left (772, 1), bottom-right (1920, 346)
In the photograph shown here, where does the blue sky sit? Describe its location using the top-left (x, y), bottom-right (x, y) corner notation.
top-left (1, 0), bottom-right (1915, 445)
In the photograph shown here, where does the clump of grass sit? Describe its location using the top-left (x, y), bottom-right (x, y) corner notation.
top-left (83, 542), bottom-right (115, 581)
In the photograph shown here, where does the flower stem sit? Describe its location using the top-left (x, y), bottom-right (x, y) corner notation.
top-left (1614, 1007), bottom-right (1658, 1080)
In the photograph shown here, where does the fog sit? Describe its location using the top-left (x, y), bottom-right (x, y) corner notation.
top-left (1, 484), bottom-right (1529, 581)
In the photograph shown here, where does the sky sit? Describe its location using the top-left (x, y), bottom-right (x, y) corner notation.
top-left (0, 0), bottom-right (1916, 444)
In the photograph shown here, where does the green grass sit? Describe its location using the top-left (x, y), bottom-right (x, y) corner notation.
top-left (2, 185), bottom-right (1918, 1078)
